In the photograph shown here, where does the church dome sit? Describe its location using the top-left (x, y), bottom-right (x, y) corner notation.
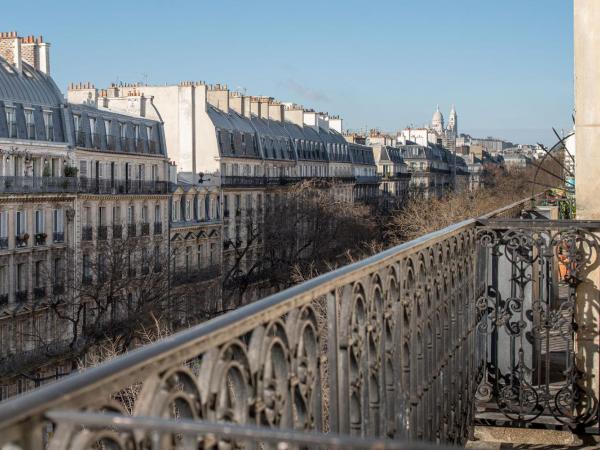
top-left (432, 105), bottom-right (444, 132)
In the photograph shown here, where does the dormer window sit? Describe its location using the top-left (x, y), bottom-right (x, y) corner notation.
top-left (43, 111), bottom-right (53, 141)
top-left (6, 107), bottom-right (16, 138)
top-left (25, 109), bottom-right (35, 139)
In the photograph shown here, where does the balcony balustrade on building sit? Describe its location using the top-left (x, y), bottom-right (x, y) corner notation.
top-left (53, 231), bottom-right (64, 243)
top-left (1, 195), bottom-right (598, 450)
top-left (33, 286), bottom-right (46, 299)
top-left (112, 224), bottom-right (122, 240)
top-left (0, 176), bottom-right (79, 194)
top-left (14, 290), bottom-right (28, 304)
top-left (97, 225), bottom-right (108, 241)
top-left (140, 223), bottom-right (150, 236)
top-left (153, 222), bottom-right (162, 235)
top-left (172, 265), bottom-right (221, 286)
top-left (81, 225), bottom-right (93, 241)
top-left (52, 284), bottom-right (65, 295)
top-left (127, 224), bottom-right (137, 237)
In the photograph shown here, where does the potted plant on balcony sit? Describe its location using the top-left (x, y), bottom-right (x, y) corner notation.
top-left (35, 232), bottom-right (47, 245)
top-left (64, 166), bottom-right (78, 177)
top-left (17, 232), bottom-right (29, 246)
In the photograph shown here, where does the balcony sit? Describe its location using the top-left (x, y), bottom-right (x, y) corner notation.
top-left (1, 196), bottom-right (599, 449)
top-left (15, 234), bottom-right (28, 248)
top-left (14, 290), bottom-right (27, 303)
top-left (112, 224), bottom-right (122, 240)
top-left (33, 287), bottom-right (46, 299)
top-left (172, 265), bottom-right (221, 286)
top-left (0, 237), bottom-right (7, 249)
top-left (153, 222), bottom-right (162, 235)
top-left (81, 225), bottom-right (93, 241)
top-left (52, 284), bottom-right (65, 295)
top-left (97, 225), bottom-right (108, 241)
top-left (53, 231), bottom-right (64, 243)
top-left (0, 294), bottom-right (7, 306)
top-left (78, 178), bottom-right (168, 195)
top-left (34, 233), bottom-right (47, 246)
top-left (140, 222), bottom-right (150, 236)
top-left (127, 224), bottom-right (137, 237)
top-left (0, 176), bottom-right (78, 194)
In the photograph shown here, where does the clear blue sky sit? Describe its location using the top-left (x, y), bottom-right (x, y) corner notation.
top-left (5, 0), bottom-right (573, 145)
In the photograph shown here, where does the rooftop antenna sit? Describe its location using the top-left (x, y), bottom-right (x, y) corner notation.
top-left (141, 73), bottom-right (149, 85)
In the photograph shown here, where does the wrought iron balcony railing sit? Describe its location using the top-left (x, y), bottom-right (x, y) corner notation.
top-left (153, 222), bottom-right (162, 235)
top-left (1, 196), bottom-right (598, 449)
top-left (53, 232), bottom-right (64, 243)
top-left (140, 222), bottom-right (150, 236)
top-left (81, 225), bottom-right (93, 241)
top-left (112, 224), bottom-right (122, 240)
top-left (97, 225), bottom-right (108, 241)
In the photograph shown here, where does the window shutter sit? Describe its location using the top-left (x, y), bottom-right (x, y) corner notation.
top-left (79, 160), bottom-right (88, 177)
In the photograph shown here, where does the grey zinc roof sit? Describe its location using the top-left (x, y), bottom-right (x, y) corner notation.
top-left (0, 58), bottom-right (63, 107)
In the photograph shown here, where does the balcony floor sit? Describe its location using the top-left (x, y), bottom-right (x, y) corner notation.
top-left (466, 426), bottom-right (600, 449)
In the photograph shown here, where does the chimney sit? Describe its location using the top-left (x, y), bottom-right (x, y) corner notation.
top-left (284, 104), bottom-right (304, 127)
top-left (259, 97), bottom-right (271, 119)
top-left (250, 97), bottom-right (262, 117)
top-left (20, 35), bottom-right (37, 70)
top-left (36, 36), bottom-right (50, 75)
top-left (229, 91), bottom-right (245, 116)
top-left (243, 96), bottom-right (252, 118)
top-left (0, 32), bottom-right (22, 74)
top-left (268, 102), bottom-right (284, 122)
top-left (329, 116), bottom-right (343, 133)
top-left (317, 113), bottom-right (329, 132)
top-left (303, 110), bottom-right (317, 128)
top-left (207, 83), bottom-right (229, 113)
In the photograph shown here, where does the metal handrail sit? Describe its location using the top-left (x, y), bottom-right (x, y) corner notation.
top-left (0, 217), bottom-right (475, 428)
top-left (46, 410), bottom-right (456, 450)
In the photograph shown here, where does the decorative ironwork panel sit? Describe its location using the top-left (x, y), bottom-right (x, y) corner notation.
top-left (475, 223), bottom-right (600, 430)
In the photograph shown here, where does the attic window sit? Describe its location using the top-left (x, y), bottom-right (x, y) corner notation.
top-left (0, 61), bottom-right (14, 74)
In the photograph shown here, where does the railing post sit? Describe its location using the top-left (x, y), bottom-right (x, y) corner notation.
top-left (326, 289), bottom-right (339, 433)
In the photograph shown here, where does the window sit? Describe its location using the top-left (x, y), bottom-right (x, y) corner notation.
top-left (53, 209), bottom-right (64, 241)
top-left (0, 210), bottom-right (7, 239)
top-left (25, 109), bottom-right (35, 139)
top-left (79, 160), bottom-right (88, 178)
top-left (185, 247), bottom-right (192, 273)
top-left (73, 114), bottom-right (80, 132)
top-left (82, 254), bottom-right (91, 283)
top-left (16, 211), bottom-right (26, 236)
top-left (98, 207), bottom-right (106, 226)
top-left (154, 245), bottom-right (161, 272)
top-left (53, 257), bottom-right (63, 287)
top-left (6, 107), bottom-right (16, 138)
top-left (112, 206), bottom-right (121, 224)
top-left (34, 261), bottom-right (43, 288)
top-left (197, 244), bottom-right (204, 269)
top-left (35, 210), bottom-right (44, 234)
top-left (83, 206), bottom-right (92, 226)
top-left (185, 200), bottom-right (191, 221)
top-left (223, 195), bottom-right (229, 218)
top-left (0, 266), bottom-right (7, 295)
top-left (154, 205), bottom-right (161, 223)
top-left (16, 263), bottom-right (26, 291)
top-left (172, 200), bottom-right (179, 221)
top-left (128, 205), bottom-right (135, 224)
top-left (141, 205), bottom-right (148, 223)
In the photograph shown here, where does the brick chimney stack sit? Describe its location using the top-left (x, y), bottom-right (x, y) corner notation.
top-left (0, 32), bottom-right (22, 74)
top-left (0, 32), bottom-right (51, 75)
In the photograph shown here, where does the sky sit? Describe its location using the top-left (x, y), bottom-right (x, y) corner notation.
top-left (4, 0), bottom-right (573, 146)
